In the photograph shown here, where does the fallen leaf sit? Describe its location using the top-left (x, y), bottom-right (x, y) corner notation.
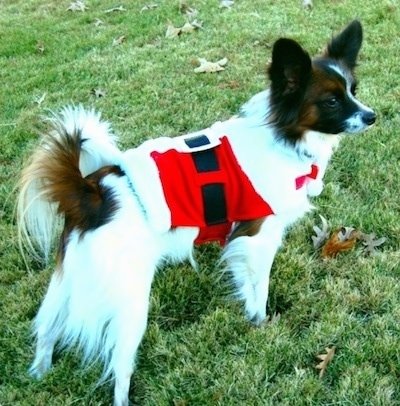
top-left (217, 80), bottom-right (241, 89)
top-left (312, 215), bottom-right (330, 249)
top-left (105, 5), bottom-right (126, 13)
top-left (112, 35), bottom-right (126, 46)
top-left (166, 21), bottom-right (182, 38)
top-left (33, 93), bottom-right (47, 106)
top-left (266, 312), bottom-right (281, 325)
top-left (302, 0), bottom-right (313, 9)
top-left (140, 4), bottom-right (158, 13)
top-left (194, 57), bottom-right (227, 73)
top-left (361, 233), bottom-right (386, 255)
top-left (220, 0), bottom-right (234, 8)
top-left (93, 18), bottom-right (104, 27)
top-left (315, 346), bottom-right (336, 378)
top-left (337, 226), bottom-right (362, 241)
top-left (67, 1), bottom-right (88, 11)
top-left (321, 227), bottom-right (361, 258)
top-left (166, 20), bottom-right (202, 38)
top-left (253, 39), bottom-right (272, 48)
top-left (294, 366), bottom-right (306, 377)
top-left (179, 2), bottom-right (198, 18)
top-left (36, 40), bottom-right (45, 53)
top-left (181, 20), bottom-right (203, 33)
top-left (91, 88), bottom-right (106, 98)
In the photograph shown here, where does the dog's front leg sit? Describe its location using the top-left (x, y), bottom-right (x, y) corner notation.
top-left (222, 215), bottom-right (286, 326)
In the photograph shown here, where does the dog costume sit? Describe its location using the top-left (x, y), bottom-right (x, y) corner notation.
top-left (120, 129), bottom-right (318, 246)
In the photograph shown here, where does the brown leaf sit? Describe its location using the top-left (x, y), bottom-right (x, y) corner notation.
top-left (105, 5), bottom-right (126, 13)
top-left (67, 1), bottom-right (88, 11)
top-left (165, 21), bottom-right (182, 38)
top-left (112, 36), bottom-right (126, 46)
top-left (93, 18), bottom-right (104, 27)
top-left (220, 0), bottom-right (234, 8)
top-left (217, 80), bottom-right (241, 89)
top-left (194, 57), bottom-right (227, 73)
top-left (33, 93), bottom-right (47, 106)
top-left (179, 2), bottom-right (199, 18)
top-left (321, 227), bottom-right (361, 258)
top-left (140, 4), bottom-right (158, 13)
top-left (302, 0), bottom-right (313, 9)
top-left (36, 40), bottom-right (45, 54)
top-left (266, 312), bottom-right (281, 325)
top-left (315, 346), bottom-right (336, 378)
top-left (361, 233), bottom-right (386, 255)
top-left (91, 88), bottom-right (106, 98)
top-left (166, 20), bottom-right (202, 38)
top-left (312, 215), bottom-right (330, 249)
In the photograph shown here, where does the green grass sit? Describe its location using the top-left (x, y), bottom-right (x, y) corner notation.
top-left (1, 0), bottom-right (400, 405)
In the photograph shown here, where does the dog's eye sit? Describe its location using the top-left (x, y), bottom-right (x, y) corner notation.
top-left (324, 97), bottom-right (339, 108)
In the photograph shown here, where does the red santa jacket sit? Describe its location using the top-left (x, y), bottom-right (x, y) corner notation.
top-left (149, 134), bottom-right (317, 246)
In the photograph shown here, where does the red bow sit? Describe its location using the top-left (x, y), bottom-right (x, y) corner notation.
top-left (295, 164), bottom-right (319, 190)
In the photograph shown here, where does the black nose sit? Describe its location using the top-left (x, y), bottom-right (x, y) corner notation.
top-left (362, 111), bottom-right (376, 126)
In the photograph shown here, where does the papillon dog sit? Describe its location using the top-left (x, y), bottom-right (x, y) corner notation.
top-left (18, 20), bottom-right (375, 406)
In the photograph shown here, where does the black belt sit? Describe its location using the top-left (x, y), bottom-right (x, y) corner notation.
top-left (185, 135), bottom-right (228, 226)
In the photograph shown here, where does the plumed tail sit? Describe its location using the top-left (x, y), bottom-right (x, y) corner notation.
top-left (17, 106), bottom-right (121, 264)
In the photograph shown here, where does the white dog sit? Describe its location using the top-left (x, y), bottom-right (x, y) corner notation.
top-left (18, 20), bottom-right (375, 406)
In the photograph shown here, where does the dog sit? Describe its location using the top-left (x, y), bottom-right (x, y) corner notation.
top-left (18, 20), bottom-right (375, 406)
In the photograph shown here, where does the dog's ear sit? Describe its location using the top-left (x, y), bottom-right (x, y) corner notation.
top-left (325, 19), bottom-right (363, 70)
top-left (268, 38), bottom-right (312, 97)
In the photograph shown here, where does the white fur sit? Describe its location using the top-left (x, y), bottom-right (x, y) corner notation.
top-left (19, 87), bottom-right (366, 405)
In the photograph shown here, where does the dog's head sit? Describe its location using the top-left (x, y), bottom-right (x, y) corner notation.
top-left (268, 20), bottom-right (376, 144)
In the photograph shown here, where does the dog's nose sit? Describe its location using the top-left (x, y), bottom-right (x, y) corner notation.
top-left (362, 111), bottom-right (376, 126)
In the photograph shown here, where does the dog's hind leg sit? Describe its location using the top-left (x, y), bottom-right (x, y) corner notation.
top-left (101, 258), bottom-right (158, 406)
top-left (109, 295), bottom-right (151, 406)
top-left (29, 270), bottom-right (68, 378)
top-left (222, 215), bottom-right (287, 326)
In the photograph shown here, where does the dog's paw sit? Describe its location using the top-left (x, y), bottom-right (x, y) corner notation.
top-left (249, 312), bottom-right (267, 327)
top-left (29, 361), bottom-right (50, 379)
top-left (307, 179), bottom-right (324, 197)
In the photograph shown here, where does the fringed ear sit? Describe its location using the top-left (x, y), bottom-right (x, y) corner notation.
top-left (268, 38), bottom-right (312, 98)
top-left (325, 20), bottom-right (363, 70)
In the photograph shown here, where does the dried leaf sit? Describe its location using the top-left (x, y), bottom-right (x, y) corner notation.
top-left (220, 0), bottom-right (234, 8)
top-left (361, 233), bottom-right (386, 255)
top-left (112, 35), bottom-right (126, 46)
top-left (194, 57), bottom-right (227, 73)
top-left (165, 21), bottom-right (182, 38)
top-left (266, 312), bottom-right (281, 325)
top-left (33, 93), bottom-right (47, 106)
top-left (67, 1), bottom-right (88, 11)
top-left (91, 88), bottom-right (106, 98)
top-left (36, 40), bottom-right (45, 54)
top-left (181, 20), bottom-right (203, 33)
top-left (166, 20), bottom-right (202, 38)
top-left (253, 39), bottom-right (272, 48)
top-left (312, 215), bottom-right (330, 249)
top-left (105, 5), bottom-right (126, 13)
top-left (321, 227), bottom-right (361, 258)
top-left (315, 346), bottom-right (336, 378)
top-left (302, 0), bottom-right (313, 9)
top-left (93, 18), bottom-right (104, 27)
top-left (140, 4), bottom-right (158, 13)
top-left (179, 2), bottom-right (198, 18)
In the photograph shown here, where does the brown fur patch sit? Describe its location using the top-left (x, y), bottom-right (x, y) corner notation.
top-left (228, 218), bottom-right (266, 241)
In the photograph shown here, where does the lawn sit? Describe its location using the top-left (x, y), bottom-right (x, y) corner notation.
top-left (1, 0), bottom-right (400, 405)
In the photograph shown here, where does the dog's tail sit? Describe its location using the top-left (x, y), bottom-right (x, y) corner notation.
top-left (17, 106), bottom-right (121, 264)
